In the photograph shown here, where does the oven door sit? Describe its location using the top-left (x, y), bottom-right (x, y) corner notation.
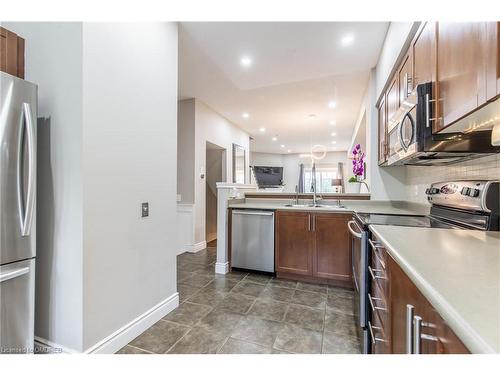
top-left (348, 219), bottom-right (369, 354)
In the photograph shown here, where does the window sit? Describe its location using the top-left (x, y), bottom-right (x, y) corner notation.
top-left (303, 166), bottom-right (341, 193)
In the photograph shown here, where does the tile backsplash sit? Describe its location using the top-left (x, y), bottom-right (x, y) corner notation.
top-left (405, 154), bottom-right (500, 204)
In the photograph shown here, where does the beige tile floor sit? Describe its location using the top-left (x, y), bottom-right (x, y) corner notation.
top-left (117, 247), bottom-right (361, 354)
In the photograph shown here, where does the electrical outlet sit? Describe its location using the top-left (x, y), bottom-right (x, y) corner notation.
top-left (141, 202), bottom-right (149, 218)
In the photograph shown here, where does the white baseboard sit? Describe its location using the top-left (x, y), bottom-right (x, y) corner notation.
top-left (37, 292), bottom-right (179, 354)
top-left (85, 292), bottom-right (179, 353)
top-left (215, 261), bottom-right (229, 274)
top-left (188, 241), bottom-right (206, 253)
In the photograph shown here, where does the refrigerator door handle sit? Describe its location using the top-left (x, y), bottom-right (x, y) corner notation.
top-left (17, 102), bottom-right (36, 237)
top-left (0, 266), bottom-right (30, 283)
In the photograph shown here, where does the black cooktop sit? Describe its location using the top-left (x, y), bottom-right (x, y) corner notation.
top-left (355, 213), bottom-right (460, 229)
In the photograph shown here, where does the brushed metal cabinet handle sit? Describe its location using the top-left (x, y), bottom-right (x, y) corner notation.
top-left (406, 304), bottom-right (414, 354)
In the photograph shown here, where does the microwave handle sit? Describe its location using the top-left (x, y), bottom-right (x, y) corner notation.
top-left (425, 93), bottom-right (431, 128)
top-left (399, 120), bottom-right (408, 152)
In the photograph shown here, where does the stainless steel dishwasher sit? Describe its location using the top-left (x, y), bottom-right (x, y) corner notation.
top-left (231, 210), bottom-right (275, 273)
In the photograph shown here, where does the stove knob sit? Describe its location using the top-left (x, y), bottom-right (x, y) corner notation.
top-left (461, 187), bottom-right (468, 195)
top-left (431, 188), bottom-right (440, 194)
top-left (470, 188), bottom-right (480, 197)
top-left (425, 188), bottom-right (430, 195)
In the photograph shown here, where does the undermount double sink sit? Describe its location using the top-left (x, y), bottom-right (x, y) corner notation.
top-left (284, 203), bottom-right (347, 209)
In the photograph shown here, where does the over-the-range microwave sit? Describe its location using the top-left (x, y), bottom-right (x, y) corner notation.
top-left (386, 82), bottom-right (499, 166)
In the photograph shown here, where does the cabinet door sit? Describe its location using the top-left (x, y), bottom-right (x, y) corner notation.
top-left (398, 52), bottom-right (413, 104)
top-left (377, 95), bottom-right (387, 165)
top-left (388, 256), bottom-right (470, 354)
top-left (412, 22), bottom-right (436, 89)
top-left (276, 211), bottom-right (313, 276)
top-left (313, 214), bottom-right (351, 281)
top-left (436, 22), bottom-right (487, 132)
top-left (386, 76), bottom-right (399, 124)
top-left (0, 27), bottom-right (24, 79)
top-left (486, 22), bottom-right (500, 100)
top-left (388, 255), bottom-right (425, 354)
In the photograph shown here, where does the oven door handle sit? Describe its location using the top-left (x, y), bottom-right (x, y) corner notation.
top-left (347, 220), bottom-right (363, 239)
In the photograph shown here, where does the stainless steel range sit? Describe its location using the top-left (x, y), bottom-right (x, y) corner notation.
top-left (347, 180), bottom-right (500, 354)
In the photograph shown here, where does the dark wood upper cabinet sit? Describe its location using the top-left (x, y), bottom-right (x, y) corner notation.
top-left (377, 95), bottom-right (387, 165)
top-left (0, 27), bottom-right (25, 79)
top-left (435, 22), bottom-right (488, 132)
top-left (386, 76), bottom-right (399, 123)
top-left (412, 22), bottom-right (436, 89)
top-left (313, 213), bottom-right (351, 282)
top-left (398, 52), bottom-right (413, 105)
top-left (275, 211), bottom-right (313, 276)
top-left (486, 22), bottom-right (500, 101)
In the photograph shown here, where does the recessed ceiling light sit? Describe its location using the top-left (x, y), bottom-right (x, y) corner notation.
top-left (272, 136), bottom-right (278, 142)
top-left (331, 141), bottom-right (337, 144)
top-left (328, 101), bottom-right (337, 109)
top-left (331, 132), bottom-right (337, 136)
top-left (340, 34), bottom-right (355, 46)
top-left (280, 144), bottom-right (285, 148)
top-left (259, 127), bottom-right (266, 132)
top-left (330, 120), bottom-right (336, 126)
top-left (240, 56), bottom-right (252, 67)
top-left (287, 149), bottom-right (292, 153)
top-left (242, 112), bottom-right (249, 118)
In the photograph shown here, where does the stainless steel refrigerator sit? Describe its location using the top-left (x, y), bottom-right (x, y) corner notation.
top-left (0, 71), bottom-right (37, 354)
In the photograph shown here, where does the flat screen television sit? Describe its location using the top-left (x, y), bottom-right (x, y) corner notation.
top-left (252, 166), bottom-right (284, 188)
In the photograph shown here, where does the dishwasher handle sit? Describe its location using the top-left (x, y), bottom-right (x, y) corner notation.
top-left (232, 210), bottom-right (274, 216)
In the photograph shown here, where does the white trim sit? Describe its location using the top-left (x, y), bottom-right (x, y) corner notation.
top-left (35, 337), bottom-right (78, 354)
top-left (188, 241), bottom-right (206, 253)
top-left (215, 261), bottom-right (229, 274)
top-left (176, 203), bottom-right (194, 212)
top-left (33, 292), bottom-right (179, 354)
top-left (85, 292), bottom-right (179, 354)
top-left (216, 182), bottom-right (257, 189)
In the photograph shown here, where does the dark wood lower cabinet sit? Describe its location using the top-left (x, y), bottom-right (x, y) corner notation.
top-left (387, 255), bottom-right (469, 354)
top-left (275, 210), bottom-right (352, 285)
top-left (275, 211), bottom-right (313, 276)
top-left (313, 213), bottom-right (351, 282)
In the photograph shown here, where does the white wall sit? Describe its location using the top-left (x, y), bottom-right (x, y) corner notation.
top-left (177, 99), bottom-right (195, 203)
top-left (206, 147), bottom-right (224, 242)
top-left (250, 151), bottom-right (349, 193)
top-left (193, 100), bottom-right (250, 244)
top-left (2, 22), bottom-right (85, 352)
top-left (81, 22), bottom-right (178, 350)
top-left (3, 21), bottom-right (179, 353)
top-left (177, 99), bottom-right (250, 246)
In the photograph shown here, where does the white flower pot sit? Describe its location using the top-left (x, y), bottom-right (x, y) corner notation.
top-left (348, 182), bottom-right (361, 194)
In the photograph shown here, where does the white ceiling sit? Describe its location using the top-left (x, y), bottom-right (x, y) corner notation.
top-left (179, 22), bottom-right (389, 154)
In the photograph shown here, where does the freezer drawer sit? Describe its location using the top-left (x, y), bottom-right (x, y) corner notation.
top-left (0, 258), bottom-right (35, 354)
top-left (231, 210), bottom-right (275, 273)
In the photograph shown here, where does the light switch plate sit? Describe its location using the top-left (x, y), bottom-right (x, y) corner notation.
top-left (141, 202), bottom-right (149, 218)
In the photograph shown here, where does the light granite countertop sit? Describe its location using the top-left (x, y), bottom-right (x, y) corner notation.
top-left (228, 199), bottom-right (430, 216)
top-left (369, 225), bottom-right (500, 354)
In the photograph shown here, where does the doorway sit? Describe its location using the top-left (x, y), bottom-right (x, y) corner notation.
top-left (205, 142), bottom-right (226, 248)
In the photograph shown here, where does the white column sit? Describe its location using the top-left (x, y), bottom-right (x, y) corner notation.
top-left (215, 183), bottom-right (257, 274)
